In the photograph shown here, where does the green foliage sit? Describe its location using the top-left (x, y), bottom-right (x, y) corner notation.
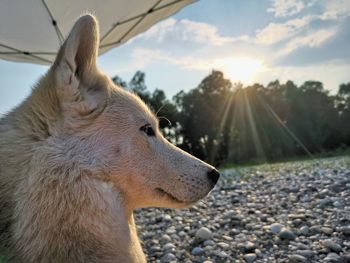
top-left (0, 254), bottom-right (8, 263)
top-left (112, 71), bottom-right (350, 166)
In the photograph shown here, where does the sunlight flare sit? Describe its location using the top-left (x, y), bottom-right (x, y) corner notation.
top-left (215, 57), bottom-right (263, 83)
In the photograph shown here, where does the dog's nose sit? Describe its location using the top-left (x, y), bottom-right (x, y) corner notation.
top-left (207, 169), bottom-right (220, 185)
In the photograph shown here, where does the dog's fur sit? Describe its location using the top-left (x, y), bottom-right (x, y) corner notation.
top-left (0, 15), bottom-right (218, 262)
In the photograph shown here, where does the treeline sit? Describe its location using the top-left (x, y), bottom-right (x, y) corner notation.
top-left (113, 70), bottom-right (350, 165)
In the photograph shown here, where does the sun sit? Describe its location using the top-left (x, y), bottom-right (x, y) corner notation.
top-left (215, 57), bottom-right (263, 83)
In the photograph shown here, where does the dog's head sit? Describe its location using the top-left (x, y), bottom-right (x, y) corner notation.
top-left (48, 15), bottom-right (219, 209)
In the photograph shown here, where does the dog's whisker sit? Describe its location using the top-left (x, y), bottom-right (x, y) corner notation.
top-left (158, 116), bottom-right (172, 126)
top-left (155, 104), bottom-right (167, 116)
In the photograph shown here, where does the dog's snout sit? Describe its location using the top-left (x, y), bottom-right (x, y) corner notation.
top-left (207, 169), bottom-right (220, 185)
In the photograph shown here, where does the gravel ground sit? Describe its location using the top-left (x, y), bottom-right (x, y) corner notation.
top-left (135, 157), bottom-right (350, 263)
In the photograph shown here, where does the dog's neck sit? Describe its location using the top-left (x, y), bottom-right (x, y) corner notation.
top-left (109, 184), bottom-right (146, 263)
top-left (127, 214), bottom-right (147, 262)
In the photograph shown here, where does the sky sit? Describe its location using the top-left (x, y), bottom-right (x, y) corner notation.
top-left (1, 0), bottom-right (350, 114)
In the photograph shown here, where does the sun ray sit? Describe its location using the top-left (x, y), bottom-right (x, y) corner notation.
top-left (209, 88), bottom-right (235, 164)
top-left (257, 95), bottom-right (314, 159)
top-left (215, 57), bottom-right (263, 84)
top-left (243, 90), bottom-right (266, 161)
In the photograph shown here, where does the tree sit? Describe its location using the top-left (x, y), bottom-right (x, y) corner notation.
top-left (174, 70), bottom-right (233, 164)
top-left (336, 83), bottom-right (350, 145)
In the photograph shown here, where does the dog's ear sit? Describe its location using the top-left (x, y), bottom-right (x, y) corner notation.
top-left (52, 14), bottom-right (104, 116)
top-left (54, 14), bottom-right (99, 80)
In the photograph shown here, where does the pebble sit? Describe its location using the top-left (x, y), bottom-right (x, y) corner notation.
top-left (288, 254), bottom-right (307, 262)
top-left (217, 242), bottom-right (229, 249)
top-left (163, 243), bottom-right (175, 251)
top-left (240, 241), bottom-right (256, 252)
top-left (322, 227), bottom-right (333, 235)
top-left (244, 253), bottom-right (257, 263)
top-left (324, 252), bottom-right (341, 262)
top-left (340, 254), bottom-right (350, 262)
top-left (323, 239), bottom-right (342, 252)
top-left (299, 226), bottom-right (309, 236)
top-left (161, 252), bottom-right (176, 262)
top-left (216, 251), bottom-right (229, 258)
top-left (310, 225), bottom-right (322, 234)
top-left (295, 250), bottom-right (315, 258)
top-left (195, 227), bottom-right (213, 241)
top-left (203, 240), bottom-right (215, 246)
top-left (163, 214), bottom-right (172, 222)
top-left (340, 226), bottom-right (350, 235)
top-left (191, 247), bottom-right (204, 255)
top-left (270, 223), bottom-right (285, 234)
top-left (278, 228), bottom-right (296, 240)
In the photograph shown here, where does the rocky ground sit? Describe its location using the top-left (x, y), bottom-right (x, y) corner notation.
top-left (135, 157), bottom-right (350, 263)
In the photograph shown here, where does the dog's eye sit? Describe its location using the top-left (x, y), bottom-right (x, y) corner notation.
top-left (140, 124), bottom-right (155, 136)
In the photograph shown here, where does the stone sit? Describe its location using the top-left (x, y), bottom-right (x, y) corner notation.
top-left (340, 226), bottom-right (350, 235)
top-left (288, 254), bottom-right (307, 262)
top-left (165, 227), bottom-right (176, 235)
top-left (324, 252), bottom-right (341, 262)
top-left (299, 226), bottom-right (309, 236)
top-left (222, 210), bottom-right (236, 219)
top-left (191, 247), bottom-right (204, 256)
top-left (270, 223), bottom-right (285, 234)
top-left (203, 240), bottom-right (215, 246)
top-left (244, 253), bottom-right (257, 263)
top-left (333, 201), bottom-right (342, 208)
top-left (322, 227), bottom-right (334, 235)
top-left (278, 228), bottom-right (296, 240)
top-left (150, 245), bottom-right (161, 253)
top-left (323, 239), bottom-right (342, 253)
top-left (309, 225), bottom-right (322, 234)
top-left (340, 254), bottom-right (350, 262)
top-left (216, 251), bottom-right (229, 258)
top-left (295, 250), bottom-right (315, 258)
top-left (217, 242), bottom-right (229, 249)
top-left (161, 253), bottom-right (176, 262)
top-left (163, 214), bottom-right (172, 222)
top-left (318, 198), bottom-right (333, 208)
top-left (163, 243), bottom-right (175, 251)
top-left (239, 241), bottom-right (256, 253)
top-left (195, 227), bottom-right (213, 241)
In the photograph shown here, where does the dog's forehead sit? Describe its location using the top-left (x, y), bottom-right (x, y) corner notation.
top-left (107, 88), bottom-right (157, 125)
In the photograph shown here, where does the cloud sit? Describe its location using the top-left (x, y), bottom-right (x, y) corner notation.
top-left (178, 19), bottom-right (236, 46)
top-left (115, 48), bottom-right (170, 73)
top-left (321, 0), bottom-right (350, 20)
top-left (267, 0), bottom-right (305, 17)
top-left (116, 48), bottom-right (206, 73)
top-left (257, 0), bottom-right (350, 46)
top-left (137, 18), bottom-right (247, 46)
top-left (137, 18), bottom-right (177, 42)
top-left (273, 16), bottom-right (350, 66)
top-left (277, 27), bottom-right (338, 56)
top-left (255, 16), bottom-right (312, 44)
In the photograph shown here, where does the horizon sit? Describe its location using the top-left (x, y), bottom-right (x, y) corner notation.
top-left (1, 0), bottom-right (350, 114)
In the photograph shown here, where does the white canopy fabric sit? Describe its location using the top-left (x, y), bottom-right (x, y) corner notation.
top-left (0, 0), bottom-right (194, 65)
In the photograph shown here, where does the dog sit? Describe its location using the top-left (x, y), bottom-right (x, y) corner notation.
top-left (0, 14), bottom-right (220, 262)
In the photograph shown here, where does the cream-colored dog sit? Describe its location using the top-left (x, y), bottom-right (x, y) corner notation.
top-left (0, 15), bottom-right (220, 262)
